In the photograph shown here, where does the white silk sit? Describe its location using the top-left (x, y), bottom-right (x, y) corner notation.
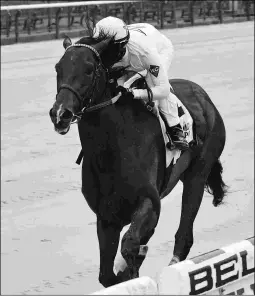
top-left (94, 16), bottom-right (128, 41)
top-left (114, 23), bottom-right (173, 101)
top-left (113, 23), bottom-right (180, 126)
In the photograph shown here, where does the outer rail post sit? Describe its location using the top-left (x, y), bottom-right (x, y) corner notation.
top-left (245, 0), bottom-right (251, 21)
top-left (218, 0), bottom-right (223, 23)
top-left (90, 5), bottom-right (97, 26)
top-left (102, 4), bottom-right (108, 18)
top-left (47, 7), bottom-right (52, 32)
top-left (189, 0), bottom-right (194, 26)
top-left (126, 3), bottom-right (129, 24)
top-left (67, 7), bottom-right (71, 30)
top-left (27, 10), bottom-right (31, 35)
top-left (231, 0), bottom-right (234, 18)
top-left (123, 3), bottom-right (131, 24)
top-left (159, 1), bottom-right (164, 29)
top-left (55, 7), bottom-right (61, 39)
top-left (139, 1), bottom-right (143, 22)
top-left (123, 3), bottom-right (126, 23)
top-left (6, 11), bottom-right (12, 37)
top-left (14, 10), bottom-right (21, 43)
top-left (172, 0), bottom-right (177, 28)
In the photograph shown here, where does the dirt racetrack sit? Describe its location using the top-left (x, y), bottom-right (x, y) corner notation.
top-left (1, 21), bottom-right (254, 295)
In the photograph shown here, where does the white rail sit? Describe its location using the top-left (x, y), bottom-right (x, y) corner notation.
top-left (1, 0), bottom-right (142, 11)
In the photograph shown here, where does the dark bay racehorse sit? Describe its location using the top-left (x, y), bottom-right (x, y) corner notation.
top-left (49, 34), bottom-right (228, 288)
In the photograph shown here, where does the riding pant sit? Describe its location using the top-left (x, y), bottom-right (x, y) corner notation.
top-left (115, 23), bottom-right (180, 126)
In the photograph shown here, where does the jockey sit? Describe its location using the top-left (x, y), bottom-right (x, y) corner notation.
top-left (93, 16), bottom-right (189, 151)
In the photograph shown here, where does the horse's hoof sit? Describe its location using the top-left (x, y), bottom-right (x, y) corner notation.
top-left (169, 255), bottom-right (180, 265)
top-left (116, 268), bottom-right (131, 282)
top-left (99, 272), bottom-right (120, 287)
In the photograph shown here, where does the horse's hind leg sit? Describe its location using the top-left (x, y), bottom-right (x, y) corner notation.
top-left (97, 218), bottom-right (122, 287)
top-left (120, 195), bottom-right (160, 279)
top-left (170, 159), bottom-right (212, 264)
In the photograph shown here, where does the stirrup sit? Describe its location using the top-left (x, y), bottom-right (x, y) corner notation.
top-left (166, 139), bottom-right (176, 151)
top-left (166, 137), bottom-right (189, 151)
top-left (173, 140), bottom-right (189, 151)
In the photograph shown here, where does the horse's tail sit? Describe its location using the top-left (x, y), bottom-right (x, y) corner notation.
top-left (205, 159), bottom-right (228, 207)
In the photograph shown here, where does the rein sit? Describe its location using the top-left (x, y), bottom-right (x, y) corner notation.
top-left (83, 93), bottom-right (121, 112)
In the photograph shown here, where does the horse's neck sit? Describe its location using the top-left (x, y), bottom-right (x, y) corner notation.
top-left (80, 101), bottom-right (137, 141)
top-left (81, 98), bottom-right (161, 144)
top-left (94, 85), bottom-right (118, 106)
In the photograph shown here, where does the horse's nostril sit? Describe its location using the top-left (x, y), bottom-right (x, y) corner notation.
top-left (61, 109), bottom-right (73, 119)
top-left (49, 108), bottom-right (54, 117)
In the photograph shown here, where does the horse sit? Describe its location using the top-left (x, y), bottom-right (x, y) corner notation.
top-left (49, 33), bottom-right (228, 288)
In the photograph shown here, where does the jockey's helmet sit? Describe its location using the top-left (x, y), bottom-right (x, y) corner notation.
top-left (93, 16), bottom-right (130, 45)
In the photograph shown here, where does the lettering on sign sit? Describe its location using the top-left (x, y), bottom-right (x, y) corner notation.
top-left (189, 250), bottom-right (254, 295)
top-left (214, 255), bottom-right (239, 288)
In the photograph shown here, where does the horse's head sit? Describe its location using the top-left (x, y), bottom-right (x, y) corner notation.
top-left (49, 35), bottom-right (113, 135)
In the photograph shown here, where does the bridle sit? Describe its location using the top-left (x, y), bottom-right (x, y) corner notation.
top-left (56, 43), bottom-right (120, 123)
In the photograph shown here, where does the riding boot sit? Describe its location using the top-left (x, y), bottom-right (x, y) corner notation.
top-left (158, 93), bottom-right (189, 151)
top-left (166, 123), bottom-right (189, 151)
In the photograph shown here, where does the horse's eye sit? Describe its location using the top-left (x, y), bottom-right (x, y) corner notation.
top-left (84, 63), bottom-right (94, 75)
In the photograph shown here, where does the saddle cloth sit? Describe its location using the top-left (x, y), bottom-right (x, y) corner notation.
top-left (124, 72), bottom-right (194, 168)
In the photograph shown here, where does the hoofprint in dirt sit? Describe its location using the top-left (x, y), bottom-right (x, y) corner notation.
top-left (1, 21), bottom-right (254, 295)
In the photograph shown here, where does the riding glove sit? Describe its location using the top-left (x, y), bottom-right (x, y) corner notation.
top-left (116, 85), bottom-right (134, 99)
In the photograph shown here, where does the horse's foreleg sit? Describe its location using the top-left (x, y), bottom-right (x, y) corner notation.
top-left (120, 196), bottom-right (160, 279)
top-left (97, 218), bottom-right (122, 287)
top-left (170, 175), bottom-right (206, 264)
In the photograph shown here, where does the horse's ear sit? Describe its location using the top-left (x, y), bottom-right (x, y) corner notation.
top-left (63, 36), bottom-right (72, 49)
top-left (94, 37), bottom-right (112, 53)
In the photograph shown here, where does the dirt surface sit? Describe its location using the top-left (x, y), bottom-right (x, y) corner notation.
top-left (1, 21), bottom-right (254, 295)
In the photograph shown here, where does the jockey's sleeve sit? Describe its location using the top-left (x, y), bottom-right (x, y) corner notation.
top-left (132, 48), bottom-right (170, 101)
